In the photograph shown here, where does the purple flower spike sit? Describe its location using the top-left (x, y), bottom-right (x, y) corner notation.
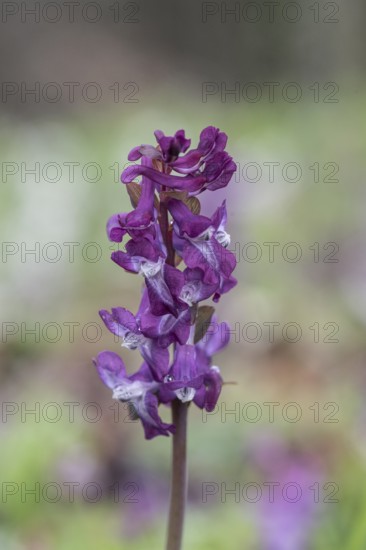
top-left (94, 126), bottom-right (237, 439)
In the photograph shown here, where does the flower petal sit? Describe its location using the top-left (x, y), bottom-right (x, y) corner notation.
top-left (111, 250), bottom-right (141, 273)
top-left (168, 198), bottom-right (212, 239)
top-left (122, 165), bottom-right (205, 192)
top-left (107, 213), bottom-right (127, 242)
top-left (99, 308), bottom-right (136, 339)
top-left (204, 367), bottom-right (223, 412)
top-left (93, 350), bottom-right (127, 389)
top-left (139, 393), bottom-right (175, 439)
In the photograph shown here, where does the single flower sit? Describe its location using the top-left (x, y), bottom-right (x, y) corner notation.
top-left (94, 351), bottom-right (174, 439)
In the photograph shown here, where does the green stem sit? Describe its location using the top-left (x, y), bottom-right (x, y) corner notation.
top-left (166, 400), bottom-right (188, 550)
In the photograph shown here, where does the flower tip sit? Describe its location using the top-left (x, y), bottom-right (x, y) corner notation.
top-left (127, 146), bottom-right (142, 161)
top-left (121, 165), bottom-right (138, 183)
top-left (110, 250), bottom-right (120, 264)
top-left (154, 129), bottom-right (164, 140)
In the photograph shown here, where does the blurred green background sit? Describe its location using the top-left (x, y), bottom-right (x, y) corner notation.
top-left (1, 1), bottom-right (366, 548)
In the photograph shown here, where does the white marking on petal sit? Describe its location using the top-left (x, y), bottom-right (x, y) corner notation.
top-left (112, 380), bottom-right (146, 401)
top-left (215, 229), bottom-right (231, 248)
top-left (179, 282), bottom-right (198, 306)
top-left (140, 258), bottom-right (164, 278)
top-left (175, 387), bottom-right (196, 403)
top-left (121, 332), bottom-right (145, 350)
top-left (196, 227), bottom-right (215, 242)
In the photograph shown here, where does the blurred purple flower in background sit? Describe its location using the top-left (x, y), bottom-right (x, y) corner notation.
top-left (120, 472), bottom-right (169, 539)
top-left (248, 434), bottom-right (323, 550)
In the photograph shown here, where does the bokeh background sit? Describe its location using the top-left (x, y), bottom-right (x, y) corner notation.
top-left (1, 1), bottom-right (366, 548)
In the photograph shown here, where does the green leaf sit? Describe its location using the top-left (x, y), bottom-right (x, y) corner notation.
top-left (194, 306), bottom-right (215, 344)
top-left (186, 196), bottom-right (201, 215)
top-left (126, 182), bottom-right (141, 208)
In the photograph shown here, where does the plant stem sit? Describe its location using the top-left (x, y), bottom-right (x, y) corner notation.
top-left (159, 180), bottom-right (188, 549)
top-left (159, 196), bottom-right (175, 266)
top-left (166, 399), bottom-right (188, 550)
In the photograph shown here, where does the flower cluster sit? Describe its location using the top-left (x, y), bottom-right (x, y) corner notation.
top-left (93, 127), bottom-right (237, 439)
